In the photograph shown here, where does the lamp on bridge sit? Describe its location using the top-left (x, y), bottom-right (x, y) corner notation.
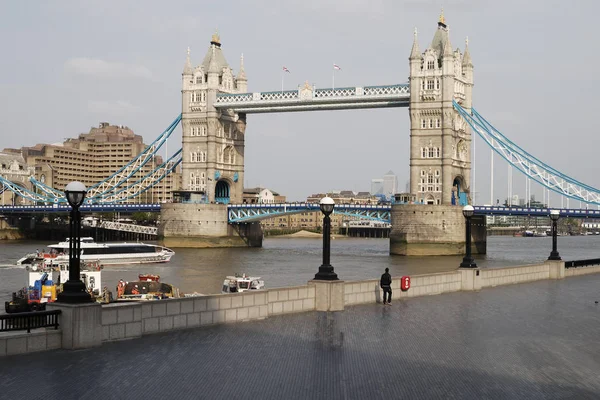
top-left (314, 196), bottom-right (339, 280)
top-left (57, 181), bottom-right (92, 303)
top-left (548, 210), bottom-right (562, 261)
top-left (460, 205), bottom-right (477, 268)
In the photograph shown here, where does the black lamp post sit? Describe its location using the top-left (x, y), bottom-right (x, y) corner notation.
top-left (460, 204), bottom-right (477, 268)
top-left (314, 196), bottom-right (339, 280)
top-left (57, 181), bottom-right (92, 303)
top-left (548, 209), bottom-right (561, 261)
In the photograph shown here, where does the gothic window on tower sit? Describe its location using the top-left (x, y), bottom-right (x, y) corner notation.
top-left (436, 119), bottom-right (441, 128)
top-left (421, 81), bottom-right (425, 90)
top-left (195, 76), bottom-right (202, 84)
top-left (427, 80), bottom-right (434, 90)
top-left (201, 126), bottom-right (207, 136)
top-left (423, 148), bottom-right (428, 158)
top-left (421, 119), bottom-right (426, 129)
top-left (421, 148), bottom-right (426, 158)
top-left (219, 76), bottom-right (223, 85)
top-left (201, 92), bottom-right (206, 103)
top-left (200, 151), bottom-right (206, 162)
top-left (436, 79), bottom-right (440, 90)
top-left (427, 60), bottom-right (435, 70)
top-left (436, 147), bottom-right (441, 158)
top-left (429, 147), bottom-right (434, 158)
top-left (429, 119), bottom-right (433, 128)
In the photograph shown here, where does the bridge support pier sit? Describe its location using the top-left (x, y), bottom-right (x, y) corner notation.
top-left (390, 204), bottom-right (486, 256)
top-left (158, 203), bottom-right (263, 248)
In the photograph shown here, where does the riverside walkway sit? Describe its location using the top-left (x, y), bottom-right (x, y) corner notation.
top-left (3, 274), bottom-right (600, 399)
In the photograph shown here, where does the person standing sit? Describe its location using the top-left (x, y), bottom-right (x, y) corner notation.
top-left (380, 268), bottom-right (392, 305)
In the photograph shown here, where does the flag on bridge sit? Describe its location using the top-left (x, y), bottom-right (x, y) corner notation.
top-left (283, 66), bottom-right (291, 73)
top-left (333, 64), bottom-right (342, 70)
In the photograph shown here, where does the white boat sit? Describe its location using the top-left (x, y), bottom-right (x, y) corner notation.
top-left (17, 237), bottom-right (174, 266)
top-left (222, 274), bottom-right (265, 294)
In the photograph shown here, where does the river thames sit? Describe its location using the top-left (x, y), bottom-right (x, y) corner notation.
top-left (1, 235), bottom-right (599, 304)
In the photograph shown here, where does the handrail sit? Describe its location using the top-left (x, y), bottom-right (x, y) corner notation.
top-left (564, 259), bottom-right (600, 269)
top-left (0, 310), bottom-right (61, 333)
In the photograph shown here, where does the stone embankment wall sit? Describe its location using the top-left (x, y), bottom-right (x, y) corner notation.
top-left (5, 260), bottom-right (600, 356)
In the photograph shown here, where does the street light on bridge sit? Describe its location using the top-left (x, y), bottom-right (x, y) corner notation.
top-left (57, 181), bottom-right (92, 303)
top-left (548, 209), bottom-right (561, 261)
top-left (314, 196), bottom-right (339, 280)
top-left (460, 205), bottom-right (477, 268)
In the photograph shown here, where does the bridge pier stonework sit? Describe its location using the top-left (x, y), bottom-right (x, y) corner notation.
top-left (390, 204), bottom-right (486, 256)
top-left (158, 203), bottom-right (262, 248)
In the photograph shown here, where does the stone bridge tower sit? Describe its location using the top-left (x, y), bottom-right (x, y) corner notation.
top-left (408, 12), bottom-right (474, 205)
top-left (181, 32), bottom-right (247, 203)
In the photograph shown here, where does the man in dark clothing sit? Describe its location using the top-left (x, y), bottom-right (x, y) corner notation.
top-left (380, 268), bottom-right (392, 305)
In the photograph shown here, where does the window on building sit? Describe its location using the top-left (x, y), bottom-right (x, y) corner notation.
top-left (436, 119), bottom-right (441, 128)
top-left (427, 80), bottom-right (434, 90)
top-left (436, 148), bottom-right (441, 158)
top-left (427, 60), bottom-right (435, 70)
top-left (421, 170), bottom-right (426, 176)
top-left (421, 148), bottom-right (426, 158)
top-left (421, 119), bottom-right (426, 129)
top-left (204, 74), bottom-right (208, 82)
top-left (429, 148), bottom-right (434, 158)
top-left (196, 76), bottom-right (202, 84)
top-left (421, 81), bottom-right (425, 90)
top-left (436, 79), bottom-right (440, 90)
top-left (429, 119), bottom-right (433, 128)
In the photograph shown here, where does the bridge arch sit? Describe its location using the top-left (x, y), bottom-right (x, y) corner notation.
top-left (215, 180), bottom-right (231, 204)
top-left (452, 176), bottom-right (468, 206)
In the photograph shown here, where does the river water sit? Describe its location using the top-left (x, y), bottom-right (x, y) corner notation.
top-left (1, 236), bottom-right (599, 306)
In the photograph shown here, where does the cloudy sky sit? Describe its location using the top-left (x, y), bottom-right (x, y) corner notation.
top-left (1, 0), bottom-right (598, 203)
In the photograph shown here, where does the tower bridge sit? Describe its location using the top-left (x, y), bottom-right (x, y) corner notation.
top-left (4, 12), bottom-right (600, 254)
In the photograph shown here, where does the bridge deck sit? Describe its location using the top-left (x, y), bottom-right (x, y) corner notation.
top-left (3, 274), bottom-right (600, 399)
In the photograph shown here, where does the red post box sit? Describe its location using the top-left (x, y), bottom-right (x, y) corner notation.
top-left (400, 276), bottom-right (411, 291)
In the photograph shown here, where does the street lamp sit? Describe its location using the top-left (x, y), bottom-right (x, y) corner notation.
top-left (314, 196), bottom-right (339, 280)
top-left (548, 209), bottom-right (561, 261)
top-left (460, 205), bottom-right (477, 268)
top-left (57, 181), bottom-right (92, 303)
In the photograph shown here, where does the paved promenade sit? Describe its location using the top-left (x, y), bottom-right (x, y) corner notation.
top-left (3, 274), bottom-right (600, 399)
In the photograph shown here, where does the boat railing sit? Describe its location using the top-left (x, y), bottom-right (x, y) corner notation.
top-left (0, 310), bottom-right (61, 333)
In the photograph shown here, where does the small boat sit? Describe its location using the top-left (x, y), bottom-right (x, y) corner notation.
top-left (17, 237), bottom-right (174, 266)
top-left (116, 274), bottom-right (180, 301)
top-left (222, 274), bottom-right (265, 294)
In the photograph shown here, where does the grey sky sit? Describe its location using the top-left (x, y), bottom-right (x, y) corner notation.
top-left (1, 0), bottom-right (598, 203)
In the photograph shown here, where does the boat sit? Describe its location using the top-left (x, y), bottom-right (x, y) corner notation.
top-left (116, 274), bottom-right (181, 301)
top-left (5, 260), bottom-right (104, 313)
top-left (222, 274), bottom-right (265, 294)
top-left (16, 237), bottom-right (175, 266)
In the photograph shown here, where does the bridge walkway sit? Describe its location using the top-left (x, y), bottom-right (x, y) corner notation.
top-left (2, 274), bottom-right (600, 399)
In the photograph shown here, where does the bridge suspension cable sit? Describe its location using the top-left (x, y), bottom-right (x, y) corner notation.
top-left (454, 101), bottom-right (600, 206)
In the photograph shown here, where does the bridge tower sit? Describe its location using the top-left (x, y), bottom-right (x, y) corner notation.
top-left (391, 12), bottom-right (484, 256)
top-left (408, 12), bottom-right (474, 205)
top-left (181, 31), bottom-right (246, 203)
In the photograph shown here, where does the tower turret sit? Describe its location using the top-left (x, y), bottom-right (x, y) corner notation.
top-left (237, 53), bottom-right (247, 92)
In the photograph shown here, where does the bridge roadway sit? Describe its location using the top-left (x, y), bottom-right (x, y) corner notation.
top-left (3, 203), bottom-right (600, 223)
top-left (3, 274), bottom-right (600, 399)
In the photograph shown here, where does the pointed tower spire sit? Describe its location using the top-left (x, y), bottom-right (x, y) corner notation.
top-left (183, 47), bottom-right (192, 75)
top-left (410, 27), bottom-right (420, 59)
top-left (238, 53), bottom-right (247, 81)
top-left (208, 44), bottom-right (220, 73)
top-left (443, 27), bottom-right (453, 58)
top-left (462, 36), bottom-right (473, 66)
top-left (438, 7), bottom-right (446, 28)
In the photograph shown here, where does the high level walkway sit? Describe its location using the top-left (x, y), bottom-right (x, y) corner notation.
top-left (3, 274), bottom-right (600, 399)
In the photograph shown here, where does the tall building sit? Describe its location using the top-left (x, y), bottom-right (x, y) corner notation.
top-left (3, 122), bottom-right (180, 203)
top-left (408, 11), bottom-right (474, 205)
top-left (383, 171), bottom-right (398, 200)
top-left (181, 32), bottom-right (247, 203)
top-left (370, 179), bottom-right (384, 195)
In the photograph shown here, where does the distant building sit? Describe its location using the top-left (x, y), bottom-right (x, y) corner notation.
top-left (383, 170), bottom-right (398, 200)
top-left (0, 152), bottom-right (35, 205)
top-left (243, 187), bottom-right (284, 204)
top-left (2, 122), bottom-right (181, 203)
top-left (370, 179), bottom-right (384, 195)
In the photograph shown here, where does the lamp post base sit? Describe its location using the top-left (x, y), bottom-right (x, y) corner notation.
top-left (460, 257), bottom-right (477, 268)
top-left (314, 264), bottom-right (339, 281)
top-left (548, 253), bottom-right (562, 261)
top-left (57, 280), bottom-right (93, 303)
